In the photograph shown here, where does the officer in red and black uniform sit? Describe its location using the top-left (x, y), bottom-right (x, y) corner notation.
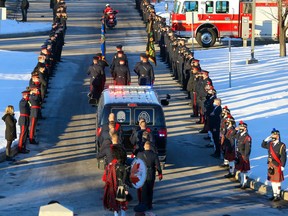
top-left (18, 90), bottom-right (31, 153)
top-left (223, 116), bottom-right (237, 178)
top-left (262, 129), bottom-right (286, 201)
top-left (29, 88), bottom-right (41, 144)
top-left (234, 121), bottom-right (252, 189)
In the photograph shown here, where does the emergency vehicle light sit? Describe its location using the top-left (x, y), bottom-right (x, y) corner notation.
top-left (108, 85), bottom-right (151, 91)
top-left (127, 103), bottom-right (137, 107)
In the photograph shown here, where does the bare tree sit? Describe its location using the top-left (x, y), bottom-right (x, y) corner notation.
top-left (278, 0), bottom-right (288, 57)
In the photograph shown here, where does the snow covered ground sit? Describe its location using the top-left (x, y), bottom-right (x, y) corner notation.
top-left (0, 19), bottom-right (51, 34)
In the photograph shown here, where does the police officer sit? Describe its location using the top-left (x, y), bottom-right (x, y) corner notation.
top-left (18, 90), bottom-right (31, 153)
top-left (113, 57), bottom-right (131, 85)
top-left (209, 98), bottom-right (222, 158)
top-left (87, 56), bottom-right (104, 101)
top-left (99, 113), bottom-right (122, 146)
top-left (262, 129), bottom-right (286, 201)
top-left (29, 88), bottom-right (41, 144)
top-left (234, 121), bottom-right (252, 189)
top-left (137, 141), bottom-right (162, 210)
top-left (134, 53), bottom-right (154, 86)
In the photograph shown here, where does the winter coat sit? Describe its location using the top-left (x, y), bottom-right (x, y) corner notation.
top-left (2, 114), bottom-right (17, 141)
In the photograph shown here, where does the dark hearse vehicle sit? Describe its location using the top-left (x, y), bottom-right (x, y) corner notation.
top-left (95, 85), bottom-right (167, 169)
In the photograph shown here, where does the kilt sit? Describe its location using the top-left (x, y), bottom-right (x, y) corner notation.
top-left (224, 148), bottom-right (236, 162)
top-left (235, 152), bottom-right (250, 172)
top-left (267, 161), bottom-right (284, 183)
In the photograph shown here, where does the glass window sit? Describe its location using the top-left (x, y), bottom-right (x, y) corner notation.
top-left (111, 108), bottom-right (131, 125)
top-left (243, 2), bottom-right (252, 14)
top-left (216, 1), bottom-right (229, 13)
top-left (182, 1), bottom-right (198, 13)
top-left (135, 108), bottom-right (154, 126)
top-left (206, 1), bottom-right (214, 13)
top-left (174, 1), bottom-right (181, 13)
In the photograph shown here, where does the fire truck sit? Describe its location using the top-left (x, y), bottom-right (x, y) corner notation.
top-left (171, 0), bottom-right (283, 47)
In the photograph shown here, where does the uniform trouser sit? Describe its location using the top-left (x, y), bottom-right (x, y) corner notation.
top-left (141, 179), bottom-right (155, 208)
top-left (29, 117), bottom-right (38, 142)
top-left (191, 92), bottom-right (198, 116)
top-left (18, 124), bottom-right (29, 151)
top-left (21, 9), bottom-right (28, 21)
top-left (212, 129), bottom-right (220, 155)
top-left (6, 140), bottom-right (12, 157)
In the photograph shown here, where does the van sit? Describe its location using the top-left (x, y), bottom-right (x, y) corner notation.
top-left (95, 85), bottom-right (167, 169)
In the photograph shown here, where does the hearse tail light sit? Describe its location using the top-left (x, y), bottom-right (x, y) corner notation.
top-left (158, 128), bottom-right (167, 137)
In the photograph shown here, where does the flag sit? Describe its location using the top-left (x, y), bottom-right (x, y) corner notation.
top-left (100, 19), bottom-right (106, 57)
top-left (146, 20), bottom-right (156, 66)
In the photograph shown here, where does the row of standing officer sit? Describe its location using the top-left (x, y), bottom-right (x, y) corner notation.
top-left (17, 7), bottom-right (67, 156)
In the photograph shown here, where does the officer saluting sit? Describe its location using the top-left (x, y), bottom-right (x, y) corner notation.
top-left (262, 129), bottom-right (286, 201)
top-left (134, 53), bottom-right (154, 86)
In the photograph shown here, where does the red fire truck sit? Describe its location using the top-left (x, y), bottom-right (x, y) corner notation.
top-left (171, 0), bottom-right (282, 47)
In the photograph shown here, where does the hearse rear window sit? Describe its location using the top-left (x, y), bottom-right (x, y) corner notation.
top-left (111, 108), bottom-right (131, 125)
top-left (135, 108), bottom-right (154, 126)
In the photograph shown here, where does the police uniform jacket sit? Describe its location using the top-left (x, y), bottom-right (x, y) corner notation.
top-left (262, 140), bottom-right (287, 167)
top-left (236, 132), bottom-right (252, 160)
top-left (114, 64), bottom-right (131, 85)
top-left (2, 113), bottom-right (17, 141)
top-left (87, 64), bottom-right (104, 86)
top-left (134, 62), bottom-right (154, 85)
top-left (209, 105), bottom-right (222, 130)
top-left (137, 150), bottom-right (162, 181)
top-left (19, 98), bottom-right (30, 126)
top-left (29, 93), bottom-right (41, 118)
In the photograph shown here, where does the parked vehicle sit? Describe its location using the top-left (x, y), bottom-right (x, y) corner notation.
top-left (171, 0), bottom-right (284, 47)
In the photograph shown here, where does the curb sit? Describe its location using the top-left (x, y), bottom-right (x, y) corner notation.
top-left (234, 171), bottom-right (288, 201)
top-left (0, 30), bottom-right (50, 39)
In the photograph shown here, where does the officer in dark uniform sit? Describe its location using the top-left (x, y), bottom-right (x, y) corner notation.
top-left (113, 57), bottom-right (131, 85)
top-left (37, 63), bottom-right (48, 102)
top-left (95, 53), bottom-right (109, 91)
top-left (18, 90), bottom-right (31, 153)
top-left (262, 129), bottom-right (286, 201)
top-left (87, 56), bottom-right (104, 101)
top-left (209, 98), bottom-right (222, 158)
top-left (183, 51), bottom-right (194, 92)
top-left (234, 121), bottom-right (252, 189)
top-left (137, 141), bottom-right (162, 210)
top-left (29, 88), bottom-right (41, 144)
top-left (110, 51), bottom-right (128, 78)
top-left (134, 53), bottom-right (154, 86)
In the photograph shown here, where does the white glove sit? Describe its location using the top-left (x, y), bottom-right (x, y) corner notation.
top-left (281, 167), bottom-right (285, 171)
top-left (264, 136), bottom-right (271, 142)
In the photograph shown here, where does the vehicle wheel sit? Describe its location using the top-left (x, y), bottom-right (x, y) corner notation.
top-left (196, 28), bottom-right (216, 48)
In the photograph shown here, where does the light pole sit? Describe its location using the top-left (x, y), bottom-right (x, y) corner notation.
top-left (247, 0), bottom-right (258, 64)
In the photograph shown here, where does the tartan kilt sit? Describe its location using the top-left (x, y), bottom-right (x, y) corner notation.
top-left (267, 161), bottom-right (284, 183)
top-left (235, 152), bottom-right (250, 172)
top-left (224, 148), bottom-right (236, 162)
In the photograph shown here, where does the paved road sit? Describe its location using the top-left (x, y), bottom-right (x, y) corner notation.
top-left (0, 0), bottom-right (288, 216)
